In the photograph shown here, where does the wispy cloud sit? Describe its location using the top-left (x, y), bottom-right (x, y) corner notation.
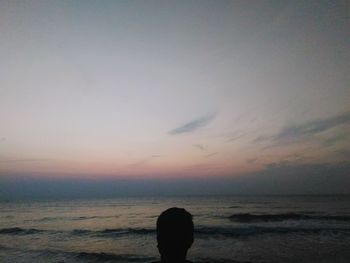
top-left (273, 111), bottom-right (350, 143)
top-left (334, 149), bottom-right (350, 158)
top-left (0, 158), bottom-right (50, 163)
top-left (227, 133), bottom-right (246, 142)
top-left (129, 159), bottom-right (149, 167)
top-left (204, 152), bottom-right (218, 158)
top-left (219, 130), bottom-right (247, 142)
top-left (256, 111), bottom-right (350, 149)
top-left (321, 133), bottom-right (349, 148)
top-left (168, 113), bottom-right (216, 135)
top-left (252, 135), bottom-right (268, 143)
top-left (130, 155), bottom-right (161, 166)
top-left (193, 144), bottom-right (207, 151)
top-left (246, 158), bottom-right (257, 164)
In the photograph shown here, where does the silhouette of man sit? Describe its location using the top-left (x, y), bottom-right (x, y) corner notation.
top-left (154, 207), bottom-right (194, 263)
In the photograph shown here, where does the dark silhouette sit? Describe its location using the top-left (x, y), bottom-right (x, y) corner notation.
top-left (154, 207), bottom-right (194, 263)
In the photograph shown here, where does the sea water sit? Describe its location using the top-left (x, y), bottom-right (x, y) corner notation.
top-left (1, 195), bottom-right (350, 263)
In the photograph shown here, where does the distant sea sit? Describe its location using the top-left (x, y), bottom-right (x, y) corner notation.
top-left (1, 195), bottom-right (350, 263)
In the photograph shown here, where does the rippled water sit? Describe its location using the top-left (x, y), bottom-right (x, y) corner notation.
top-left (1, 195), bottom-right (350, 263)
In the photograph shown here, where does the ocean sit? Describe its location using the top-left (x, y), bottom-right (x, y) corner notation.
top-left (0, 195), bottom-right (350, 263)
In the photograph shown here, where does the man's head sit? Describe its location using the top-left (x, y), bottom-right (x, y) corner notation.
top-left (156, 207), bottom-right (194, 262)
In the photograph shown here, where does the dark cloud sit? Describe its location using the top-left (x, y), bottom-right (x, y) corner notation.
top-left (168, 113), bottom-right (216, 135)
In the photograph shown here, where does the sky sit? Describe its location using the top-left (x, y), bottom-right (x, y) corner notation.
top-left (0, 0), bottom-right (349, 197)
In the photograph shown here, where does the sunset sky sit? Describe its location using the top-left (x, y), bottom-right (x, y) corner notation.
top-left (0, 1), bottom-right (349, 196)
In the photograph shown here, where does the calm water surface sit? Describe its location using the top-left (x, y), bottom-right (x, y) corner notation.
top-left (1, 195), bottom-right (350, 263)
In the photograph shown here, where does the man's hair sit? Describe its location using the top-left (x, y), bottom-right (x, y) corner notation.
top-left (157, 207), bottom-right (194, 247)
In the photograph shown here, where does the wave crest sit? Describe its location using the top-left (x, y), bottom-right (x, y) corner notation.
top-left (76, 252), bottom-right (155, 262)
top-left (1, 225), bottom-right (349, 238)
top-left (229, 213), bottom-right (350, 223)
top-left (0, 227), bottom-right (44, 235)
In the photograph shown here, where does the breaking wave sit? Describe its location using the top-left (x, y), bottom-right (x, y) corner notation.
top-left (30, 215), bottom-right (119, 222)
top-left (195, 226), bottom-right (350, 237)
top-left (0, 245), bottom-right (251, 263)
top-left (229, 213), bottom-right (350, 223)
top-left (0, 227), bottom-right (44, 235)
top-left (72, 228), bottom-right (155, 236)
top-left (2, 226), bottom-right (349, 238)
top-left (76, 252), bottom-right (156, 262)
